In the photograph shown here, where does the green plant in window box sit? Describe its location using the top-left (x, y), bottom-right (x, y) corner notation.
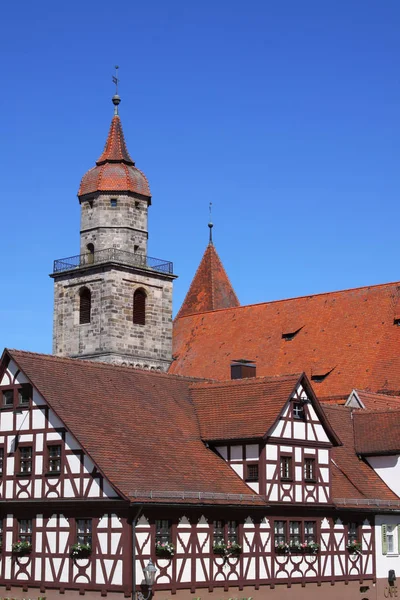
top-left (226, 541), bottom-right (242, 557)
top-left (288, 542), bottom-right (303, 553)
top-left (70, 542), bottom-right (92, 559)
top-left (12, 540), bottom-right (32, 555)
top-left (275, 542), bottom-right (290, 554)
top-left (347, 540), bottom-right (362, 554)
top-left (155, 541), bottom-right (174, 558)
top-left (213, 541), bottom-right (227, 556)
top-left (305, 541), bottom-right (319, 554)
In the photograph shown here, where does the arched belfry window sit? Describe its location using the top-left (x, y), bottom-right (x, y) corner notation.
top-left (79, 287), bottom-right (91, 324)
top-left (133, 288), bottom-right (146, 325)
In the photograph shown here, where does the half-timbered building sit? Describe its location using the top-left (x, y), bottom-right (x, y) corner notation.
top-left (0, 348), bottom-right (399, 600)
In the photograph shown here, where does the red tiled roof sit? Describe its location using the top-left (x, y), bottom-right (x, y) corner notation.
top-left (78, 116), bottom-right (150, 198)
top-left (323, 406), bottom-right (398, 501)
top-left (353, 409), bottom-right (400, 455)
top-left (172, 281), bottom-right (400, 400)
top-left (351, 389), bottom-right (400, 410)
top-left (4, 350), bottom-right (263, 505)
top-left (176, 244), bottom-right (240, 319)
top-left (190, 374), bottom-right (301, 441)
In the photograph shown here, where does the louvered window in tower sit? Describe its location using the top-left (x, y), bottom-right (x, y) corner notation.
top-left (79, 288), bottom-right (91, 324)
top-left (133, 289), bottom-right (146, 325)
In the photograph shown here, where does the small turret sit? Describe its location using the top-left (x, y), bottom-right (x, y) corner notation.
top-left (176, 219), bottom-right (240, 319)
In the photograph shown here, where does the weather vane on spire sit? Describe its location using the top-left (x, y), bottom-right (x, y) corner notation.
top-left (208, 202), bottom-right (214, 244)
top-left (112, 65), bottom-right (121, 115)
top-left (112, 65), bottom-right (119, 94)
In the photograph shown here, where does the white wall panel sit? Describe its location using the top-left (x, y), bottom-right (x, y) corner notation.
top-left (32, 408), bottom-right (46, 429)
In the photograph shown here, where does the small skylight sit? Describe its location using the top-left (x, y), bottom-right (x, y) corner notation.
top-left (311, 365), bottom-right (335, 383)
top-left (282, 327), bottom-right (303, 341)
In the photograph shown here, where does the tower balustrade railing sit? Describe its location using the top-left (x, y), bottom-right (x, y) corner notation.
top-left (53, 248), bottom-right (173, 275)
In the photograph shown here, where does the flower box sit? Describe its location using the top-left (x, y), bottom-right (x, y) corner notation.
top-left (305, 542), bottom-right (320, 554)
top-left (275, 543), bottom-right (290, 554)
top-left (347, 541), bottom-right (362, 554)
top-left (213, 542), bottom-right (227, 556)
top-left (226, 541), bottom-right (242, 557)
top-left (12, 540), bottom-right (32, 555)
top-left (70, 543), bottom-right (92, 559)
top-left (287, 545), bottom-right (303, 554)
top-left (155, 541), bottom-right (174, 558)
top-left (275, 542), bottom-right (319, 554)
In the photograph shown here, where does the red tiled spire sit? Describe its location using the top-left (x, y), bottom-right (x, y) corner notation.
top-left (78, 114), bottom-right (150, 198)
top-left (96, 115), bottom-right (135, 165)
top-left (176, 243), bottom-right (240, 319)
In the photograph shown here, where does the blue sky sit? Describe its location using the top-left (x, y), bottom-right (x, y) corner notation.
top-left (1, 0), bottom-right (399, 353)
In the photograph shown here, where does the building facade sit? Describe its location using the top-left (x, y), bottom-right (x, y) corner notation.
top-left (0, 349), bottom-right (399, 600)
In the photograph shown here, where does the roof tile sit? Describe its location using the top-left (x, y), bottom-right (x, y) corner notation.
top-left (172, 281), bottom-right (400, 400)
top-left (78, 116), bottom-right (150, 198)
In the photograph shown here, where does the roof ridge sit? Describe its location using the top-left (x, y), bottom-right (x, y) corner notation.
top-left (5, 349), bottom-right (206, 383)
top-left (209, 244), bottom-right (215, 310)
top-left (355, 388), bottom-right (400, 399)
top-left (175, 279), bottom-right (400, 319)
top-left (323, 404), bottom-right (352, 411)
top-left (353, 407), bottom-right (400, 416)
top-left (210, 243), bottom-right (240, 308)
top-left (190, 372), bottom-right (302, 389)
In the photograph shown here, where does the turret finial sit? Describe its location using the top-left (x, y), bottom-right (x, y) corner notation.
top-left (112, 65), bottom-right (121, 115)
top-left (208, 202), bottom-right (213, 244)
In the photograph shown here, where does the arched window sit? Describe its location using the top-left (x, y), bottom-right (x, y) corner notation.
top-left (86, 243), bottom-right (94, 265)
top-left (79, 288), bottom-right (91, 324)
top-left (133, 288), bottom-right (146, 325)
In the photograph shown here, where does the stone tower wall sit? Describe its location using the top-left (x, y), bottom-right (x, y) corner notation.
top-left (52, 265), bottom-right (173, 371)
top-left (80, 193), bottom-right (149, 256)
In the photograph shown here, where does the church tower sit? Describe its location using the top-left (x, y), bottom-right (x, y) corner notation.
top-left (51, 92), bottom-right (176, 371)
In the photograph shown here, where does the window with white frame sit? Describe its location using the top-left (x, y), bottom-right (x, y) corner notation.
top-left (386, 524), bottom-right (398, 555)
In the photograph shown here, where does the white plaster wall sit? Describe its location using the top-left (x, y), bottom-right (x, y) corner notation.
top-left (375, 515), bottom-right (400, 578)
top-left (367, 455), bottom-right (400, 496)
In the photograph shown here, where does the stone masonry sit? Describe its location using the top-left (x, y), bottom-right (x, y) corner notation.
top-left (52, 262), bottom-right (174, 370)
top-left (80, 193), bottom-right (149, 256)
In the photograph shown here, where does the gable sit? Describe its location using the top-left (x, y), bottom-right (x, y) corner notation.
top-left (0, 359), bottom-right (120, 501)
top-left (267, 382), bottom-right (331, 444)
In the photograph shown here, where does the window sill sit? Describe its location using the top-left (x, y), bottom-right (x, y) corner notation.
top-left (0, 406), bottom-right (13, 411)
top-left (16, 472), bottom-right (32, 478)
top-left (281, 478), bottom-right (293, 483)
top-left (44, 471), bottom-right (61, 477)
top-left (305, 479), bottom-right (317, 484)
top-left (245, 478), bottom-right (259, 483)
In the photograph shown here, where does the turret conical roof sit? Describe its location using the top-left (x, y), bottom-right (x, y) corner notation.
top-left (176, 243), bottom-right (240, 319)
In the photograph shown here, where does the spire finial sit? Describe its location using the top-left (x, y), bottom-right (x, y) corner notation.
top-left (112, 65), bottom-right (121, 115)
top-left (208, 202), bottom-right (213, 244)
